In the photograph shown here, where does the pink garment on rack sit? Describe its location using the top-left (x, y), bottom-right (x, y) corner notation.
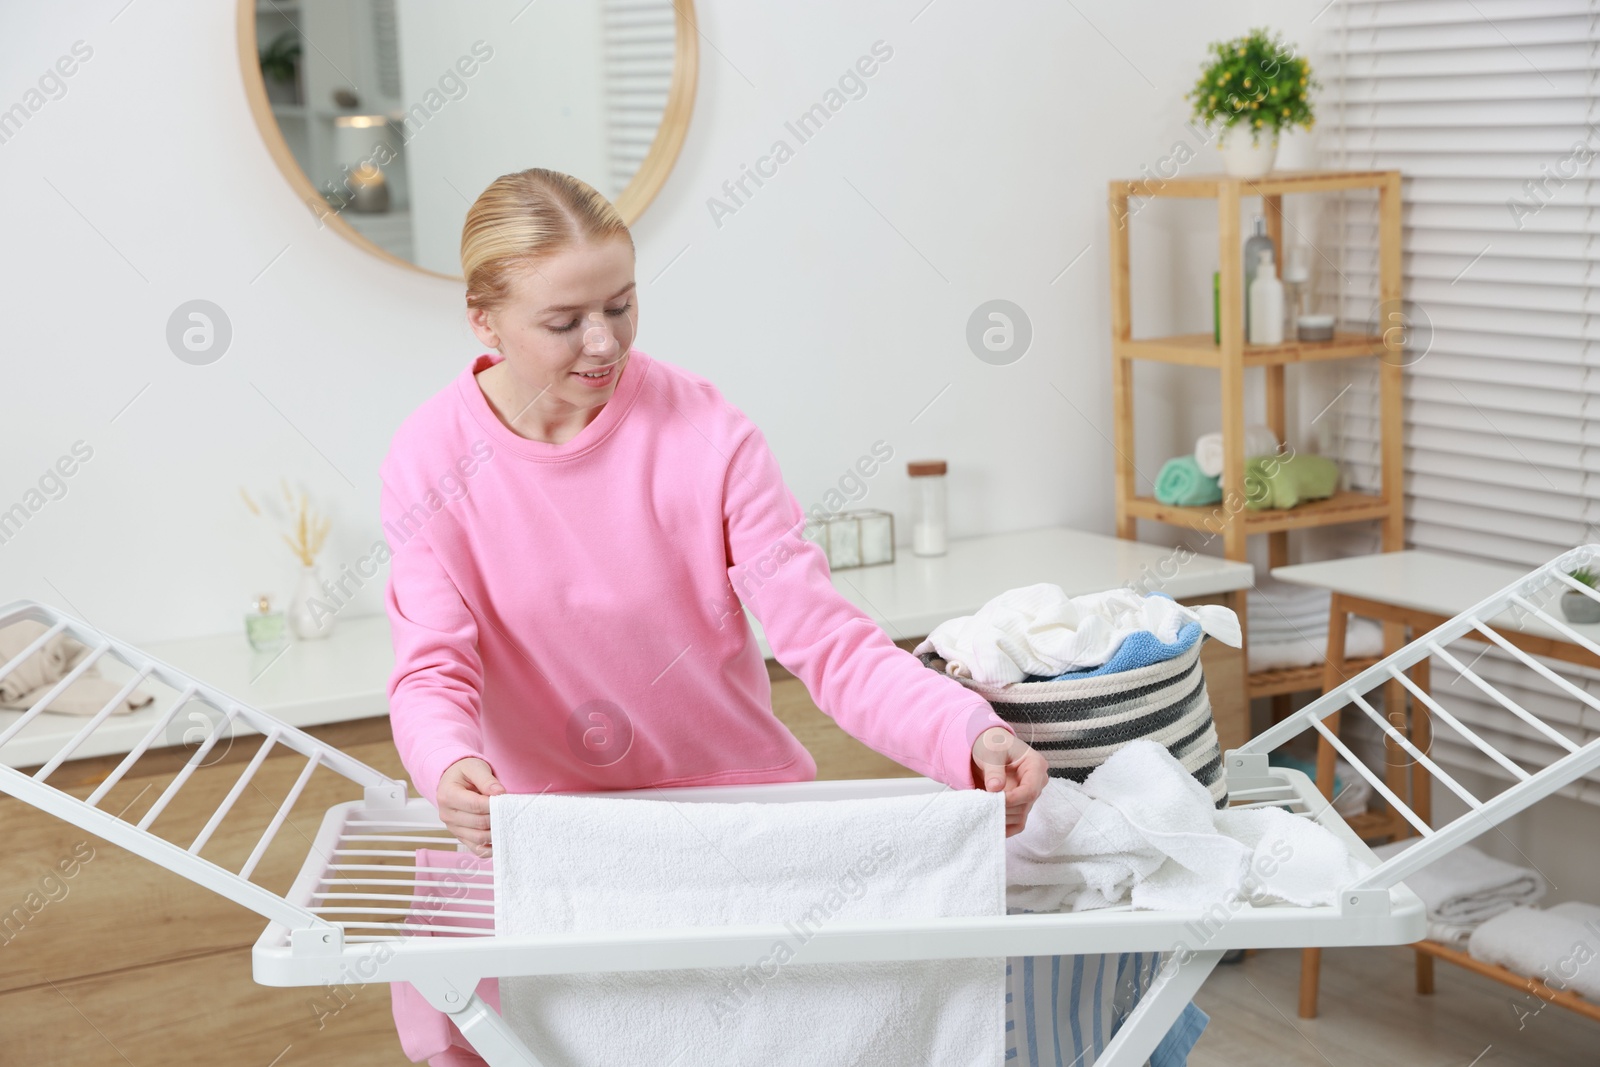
top-left (390, 848), bottom-right (497, 1064)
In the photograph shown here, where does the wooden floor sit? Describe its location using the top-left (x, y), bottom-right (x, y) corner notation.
top-left (4, 660), bottom-right (1591, 1065)
top-left (1193, 945), bottom-right (1599, 1066)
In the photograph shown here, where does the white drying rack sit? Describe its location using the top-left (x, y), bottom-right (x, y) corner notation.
top-left (4, 545), bottom-right (1600, 1066)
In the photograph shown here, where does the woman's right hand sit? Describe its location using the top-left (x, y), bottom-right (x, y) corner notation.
top-left (436, 757), bottom-right (506, 857)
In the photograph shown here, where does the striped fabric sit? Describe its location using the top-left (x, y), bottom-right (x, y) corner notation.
top-left (920, 638), bottom-right (1228, 808)
top-left (1005, 950), bottom-right (1157, 1065)
top-left (1004, 946), bottom-right (1209, 1066)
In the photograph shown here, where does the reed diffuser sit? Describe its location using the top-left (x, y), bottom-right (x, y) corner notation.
top-left (240, 479), bottom-right (336, 640)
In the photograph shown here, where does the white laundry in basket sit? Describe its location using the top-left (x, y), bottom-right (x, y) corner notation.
top-left (491, 788), bottom-right (1008, 1066)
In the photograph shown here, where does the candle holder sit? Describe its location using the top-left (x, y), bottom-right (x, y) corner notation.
top-left (805, 509), bottom-right (895, 569)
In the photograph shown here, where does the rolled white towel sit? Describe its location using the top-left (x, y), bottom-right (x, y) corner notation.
top-left (1468, 905), bottom-right (1600, 1001)
top-left (1194, 425), bottom-right (1281, 478)
top-left (1370, 840), bottom-right (1546, 926)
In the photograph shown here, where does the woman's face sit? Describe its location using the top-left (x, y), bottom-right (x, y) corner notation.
top-left (468, 235), bottom-right (639, 412)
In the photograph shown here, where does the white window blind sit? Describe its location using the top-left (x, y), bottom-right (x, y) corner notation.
top-left (1315, 0), bottom-right (1600, 806)
top-left (600, 0), bottom-right (677, 198)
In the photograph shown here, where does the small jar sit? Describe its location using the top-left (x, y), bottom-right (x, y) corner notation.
top-left (907, 460), bottom-right (948, 556)
top-left (245, 594), bottom-right (287, 652)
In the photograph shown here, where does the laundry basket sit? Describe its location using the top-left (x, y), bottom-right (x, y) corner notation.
top-left (920, 636), bottom-right (1228, 807)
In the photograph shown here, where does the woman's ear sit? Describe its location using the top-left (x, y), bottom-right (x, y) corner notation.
top-left (466, 304), bottom-right (500, 350)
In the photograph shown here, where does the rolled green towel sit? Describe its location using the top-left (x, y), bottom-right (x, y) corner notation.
top-left (1154, 455), bottom-right (1222, 506)
top-left (1244, 452), bottom-right (1340, 510)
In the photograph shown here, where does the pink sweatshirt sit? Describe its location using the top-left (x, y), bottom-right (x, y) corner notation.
top-left (378, 348), bottom-right (1013, 808)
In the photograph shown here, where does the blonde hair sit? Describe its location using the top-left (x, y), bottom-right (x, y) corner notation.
top-left (460, 168), bottom-right (634, 315)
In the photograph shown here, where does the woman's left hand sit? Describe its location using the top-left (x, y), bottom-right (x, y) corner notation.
top-left (971, 726), bottom-right (1049, 837)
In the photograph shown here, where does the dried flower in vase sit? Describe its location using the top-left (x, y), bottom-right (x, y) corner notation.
top-left (240, 478), bottom-right (332, 568)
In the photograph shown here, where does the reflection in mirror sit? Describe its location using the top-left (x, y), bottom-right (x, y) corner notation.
top-left (243, 0), bottom-right (694, 278)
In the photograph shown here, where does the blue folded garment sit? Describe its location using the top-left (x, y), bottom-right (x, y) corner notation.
top-left (1023, 620), bottom-right (1203, 682)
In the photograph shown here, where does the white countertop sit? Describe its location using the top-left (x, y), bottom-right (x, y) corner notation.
top-left (3, 526), bottom-right (1252, 768)
top-left (1271, 550), bottom-right (1600, 647)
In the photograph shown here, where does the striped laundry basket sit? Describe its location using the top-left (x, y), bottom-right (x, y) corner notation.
top-left (919, 635), bottom-right (1228, 808)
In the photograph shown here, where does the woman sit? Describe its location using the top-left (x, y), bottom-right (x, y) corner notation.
top-left (380, 168), bottom-right (1048, 1066)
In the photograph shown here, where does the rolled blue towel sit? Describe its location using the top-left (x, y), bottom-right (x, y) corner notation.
top-left (1154, 455), bottom-right (1222, 507)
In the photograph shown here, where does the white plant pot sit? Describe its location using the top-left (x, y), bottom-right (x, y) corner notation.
top-left (1218, 127), bottom-right (1279, 179)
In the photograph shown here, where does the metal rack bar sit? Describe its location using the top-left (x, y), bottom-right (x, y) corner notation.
top-left (83, 683), bottom-right (197, 807)
top-left (189, 729), bottom-right (280, 855)
top-left (32, 665), bottom-right (154, 782)
top-left (1306, 714), bottom-right (1435, 838)
top-left (1356, 679), bottom-right (1483, 810)
top-left (0, 641), bottom-right (111, 747)
top-left (240, 749), bottom-right (322, 880)
top-left (136, 705), bottom-right (240, 831)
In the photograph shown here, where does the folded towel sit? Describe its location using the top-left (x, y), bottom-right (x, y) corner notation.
top-left (1552, 900), bottom-right (1600, 927)
top-left (0, 619), bottom-right (156, 716)
top-left (913, 585), bottom-right (1241, 685)
top-left (1028, 620), bottom-right (1202, 681)
top-left (491, 788), bottom-right (1006, 1066)
top-left (1154, 456), bottom-right (1222, 507)
top-left (1244, 453), bottom-right (1341, 510)
top-left (388, 848), bottom-right (498, 1063)
top-left (1468, 905), bottom-right (1600, 1000)
top-left (1370, 839), bottom-right (1547, 924)
top-left (1247, 617), bottom-right (1385, 672)
top-left (1194, 425), bottom-right (1280, 478)
top-left (1006, 740), bottom-right (1371, 913)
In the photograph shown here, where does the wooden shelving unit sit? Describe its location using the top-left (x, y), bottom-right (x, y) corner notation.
top-left (1106, 169), bottom-right (1405, 701)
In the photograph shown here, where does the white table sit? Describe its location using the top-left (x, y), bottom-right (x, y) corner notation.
top-left (2, 526), bottom-right (1253, 768)
top-left (1272, 550), bottom-right (1600, 649)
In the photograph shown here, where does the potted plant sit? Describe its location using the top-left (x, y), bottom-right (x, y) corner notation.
top-left (259, 30), bottom-right (303, 106)
top-left (1561, 567), bottom-right (1600, 625)
top-left (1187, 28), bottom-right (1317, 178)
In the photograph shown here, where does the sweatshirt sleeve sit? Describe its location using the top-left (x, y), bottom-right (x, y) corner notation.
top-left (721, 425), bottom-right (1013, 790)
top-left (380, 463), bottom-right (492, 809)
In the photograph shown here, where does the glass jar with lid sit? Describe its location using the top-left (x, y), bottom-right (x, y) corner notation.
top-left (907, 459), bottom-right (948, 556)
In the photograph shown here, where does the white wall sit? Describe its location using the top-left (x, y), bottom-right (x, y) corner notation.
top-left (0, 0), bottom-right (1321, 646)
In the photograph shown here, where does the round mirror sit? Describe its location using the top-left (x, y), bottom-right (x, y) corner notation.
top-left (237, 0), bottom-right (697, 279)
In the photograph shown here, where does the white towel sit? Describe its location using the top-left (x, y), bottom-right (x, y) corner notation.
top-left (1005, 740), bottom-right (1370, 914)
top-left (1369, 839), bottom-right (1547, 935)
top-left (1468, 905), bottom-right (1600, 1001)
top-left (1194, 425), bottom-right (1281, 478)
top-left (912, 585), bottom-right (1242, 685)
top-left (491, 788), bottom-right (1007, 1066)
top-left (1247, 617), bottom-right (1385, 673)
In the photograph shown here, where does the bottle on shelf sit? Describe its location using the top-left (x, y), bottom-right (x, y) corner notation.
top-left (1242, 216), bottom-right (1275, 341)
top-left (1248, 248), bottom-right (1285, 345)
top-left (1282, 246), bottom-right (1310, 340)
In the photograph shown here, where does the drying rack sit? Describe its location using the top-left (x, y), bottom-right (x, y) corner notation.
top-left (4, 546), bottom-right (1600, 1066)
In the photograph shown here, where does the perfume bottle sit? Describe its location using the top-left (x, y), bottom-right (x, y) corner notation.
top-left (245, 594), bottom-right (288, 652)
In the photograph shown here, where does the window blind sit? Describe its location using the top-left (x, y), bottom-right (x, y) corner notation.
top-left (1314, 0), bottom-right (1600, 806)
top-left (599, 0), bottom-right (676, 198)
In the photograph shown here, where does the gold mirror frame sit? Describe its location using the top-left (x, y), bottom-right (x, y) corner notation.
top-left (236, 0), bottom-right (699, 281)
